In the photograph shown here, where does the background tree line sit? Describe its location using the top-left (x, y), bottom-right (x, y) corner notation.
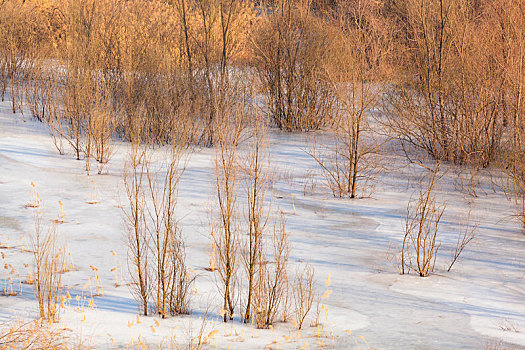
top-left (2, 0), bottom-right (522, 193)
top-left (1, 0), bottom-right (524, 331)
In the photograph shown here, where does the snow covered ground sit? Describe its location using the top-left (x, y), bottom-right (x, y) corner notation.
top-left (0, 99), bottom-right (524, 349)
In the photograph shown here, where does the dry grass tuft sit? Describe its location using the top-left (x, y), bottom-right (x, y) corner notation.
top-left (0, 319), bottom-right (78, 350)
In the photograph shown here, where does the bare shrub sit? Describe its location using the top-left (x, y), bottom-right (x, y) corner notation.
top-left (401, 168), bottom-right (444, 277)
top-left (91, 90), bottom-right (115, 174)
top-left (51, 1), bottom-right (101, 162)
top-left (124, 122), bottom-right (195, 318)
top-left (308, 129), bottom-right (381, 199)
top-left (146, 138), bottom-right (193, 317)
top-left (234, 116), bottom-right (291, 328)
top-left (30, 212), bottom-right (64, 323)
top-left (383, 0), bottom-right (504, 168)
top-left (388, 167), bottom-right (476, 275)
top-left (181, 0), bottom-right (253, 146)
top-left (240, 118), bottom-right (271, 323)
top-left (252, 215), bottom-right (290, 329)
top-left (253, 0), bottom-right (338, 131)
top-left (293, 263), bottom-right (315, 330)
top-left (168, 239), bottom-right (194, 316)
top-left (307, 0), bottom-right (390, 198)
top-left (25, 63), bottom-right (58, 124)
top-left (211, 99), bottom-right (247, 322)
top-left (0, 0), bottom-right (49, 115)
top-left (498, 0), bottom-right (525, 228)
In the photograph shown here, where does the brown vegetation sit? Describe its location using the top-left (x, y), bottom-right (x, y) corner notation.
top-left (1, 0), bottom-right (523, 181)
top-left (1, 0), bottom-right (523, 344)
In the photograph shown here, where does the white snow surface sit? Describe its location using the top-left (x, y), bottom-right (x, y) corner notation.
top-left (0, 100), bottom-right (524, 349)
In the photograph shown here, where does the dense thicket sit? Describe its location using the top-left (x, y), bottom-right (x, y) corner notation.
top-left (0, 0), bottom-right (524, 175)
